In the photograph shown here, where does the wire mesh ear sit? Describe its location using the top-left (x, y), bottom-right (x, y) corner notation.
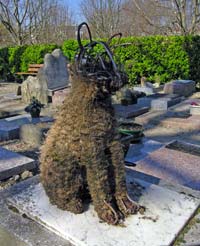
top-left (74, 22), bottom-right (128, 92)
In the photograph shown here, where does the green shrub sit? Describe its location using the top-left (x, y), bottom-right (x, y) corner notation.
top-left (62, 39), bottom-right (79, 61)
top-left (0, 47), bottom-right (10, 81)
top-left (1, 36), bottom-right (200, 85)
top-left (113, 36), bottom-right (190, 85)
top-left (8, 45), bottom-right (27, 75)
top-left (20, 44), bottom-right (59, 72)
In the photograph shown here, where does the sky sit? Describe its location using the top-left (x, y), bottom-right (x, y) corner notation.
top-left (62, 0), bottom-right (85, 23)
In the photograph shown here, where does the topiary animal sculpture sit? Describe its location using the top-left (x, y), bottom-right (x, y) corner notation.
top-left (40, 23), bottom-right (142, 225)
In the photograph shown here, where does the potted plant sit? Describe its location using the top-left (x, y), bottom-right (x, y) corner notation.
top-left (25, 97), bottom-right (44, 118)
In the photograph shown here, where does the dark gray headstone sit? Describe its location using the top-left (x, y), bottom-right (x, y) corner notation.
top-left (21, 49), bottom-right (69, 104)
top-left (39, 49), bottom-right (69, 91)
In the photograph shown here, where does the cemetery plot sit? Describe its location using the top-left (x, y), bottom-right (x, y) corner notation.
top-left (0, 114), bottom-right (53, 141)
top-left (125, 139), bottom-right (163, 165)
top-left (131, 141), bottom-right (200, 190)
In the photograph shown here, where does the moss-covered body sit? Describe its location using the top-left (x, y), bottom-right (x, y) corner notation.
top-left (40, 68), bottom-right (139, 225)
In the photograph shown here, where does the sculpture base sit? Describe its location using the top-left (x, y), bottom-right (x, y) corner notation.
top-left (7, 177), bottom-right (199, 246)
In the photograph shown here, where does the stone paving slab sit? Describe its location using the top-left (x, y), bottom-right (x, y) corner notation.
top-left (132, 145), bottom-right (200, 190)
top-left (7, 177), bottom-right (200, 246)
top-left (125, 139), bottom-right (163, 165)
top-left (0, 114), bottom-right (53, 141)
top-left (113, 104), bottom-right (149, 118)
top-left (0, 147), bottom-right (36, 180)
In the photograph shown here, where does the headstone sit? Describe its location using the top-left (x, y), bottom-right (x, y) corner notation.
top-left (164, 80), bottom-right (196, 97)
top-left (20, 122), bottom-right (52, 147)
top-left (125, 139), bottom-right (163, 165)
top-left (0, 114), bottom-right (53, 141)
top-left (7, 178), bottom-right (200, 246)
top-left (21, 49), bottom-right (70, 104)
top-left (0, 147), bottom-right (36, 180)
top-left (132, 142), bottom-right (200, 190)
top-left (21, 76), bottom-right (48, 104)
top-left (39, 49), bottom-right (69, 91)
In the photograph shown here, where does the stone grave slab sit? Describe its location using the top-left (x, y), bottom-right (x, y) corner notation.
top-left (137, 93), bottom-right (181, 108)
top-left (151, 97), bottom-right (182, 111)
top-left (0, 147), bottom-right (35, 180)
top-left (190, 105), bottom-right (200, 115)
top-left (134, 111), bottom-right (165, 125)
top-left (164, 80), bottom-right (196, 96)
top-left (132, 141), bottom-right (200, 190)
top-left (133, 86), bottom-right (155, 95)
top-left (125, 139), bottom-right (163, 165)
top-left (113, 104), bottom-right (149, 118)
top-left (0, 114), bottom-right (53, 141)
top-left (7, 177), bottom-right (200, 246)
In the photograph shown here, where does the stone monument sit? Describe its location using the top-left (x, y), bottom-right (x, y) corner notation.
top-left (21, 49), bottom-right (69, 104)
top-left (164, 80), bottom-right (196, 96)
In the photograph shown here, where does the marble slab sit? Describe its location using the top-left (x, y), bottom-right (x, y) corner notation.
top-left (190, 105), bottom-right (200, 115)
top-left (133, 86), bottom-right (155, 95)
top-left (0, 147), bottom-right (35, 180)
top-left (125, 139), bottom-right (163, 165)
top-left (0, 114), bottom-right (53, 141)
top-left (7, 178), bottom-right (200, 246)
top-left (132, 146), bottom-right (200, 190)
top-left (151, 97), bottom-right (181, 111)
top-left (113, 104), bottom-right (149, 118)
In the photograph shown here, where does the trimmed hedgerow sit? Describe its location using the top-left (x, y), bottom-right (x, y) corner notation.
top-left (20, 44), bottom-right (59, 72)
top-left (0, 47), bottom-right (10, 81)
top-left (1, 36), bottom-right (200, 85)
top-left (111, 36), bottom-right (190, 85)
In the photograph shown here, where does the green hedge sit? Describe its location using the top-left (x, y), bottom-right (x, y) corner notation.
top-left (0, 44), bottom-right (59, 81)
top-left (0, 47), bottom-right (10, 80)
top-left (1, 36), bottom-right (200, 85)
